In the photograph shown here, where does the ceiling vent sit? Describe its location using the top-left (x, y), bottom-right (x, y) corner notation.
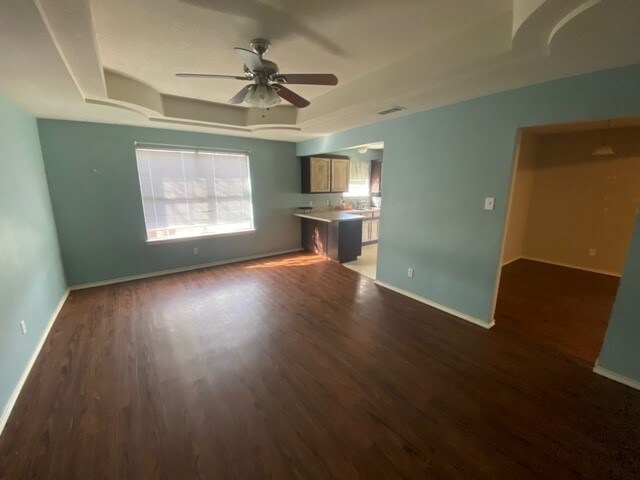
top-left (377, 106), bottom-right (406, 116)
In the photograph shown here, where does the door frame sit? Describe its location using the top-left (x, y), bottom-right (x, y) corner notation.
top-left (489, 128), bottom-right (524, 324)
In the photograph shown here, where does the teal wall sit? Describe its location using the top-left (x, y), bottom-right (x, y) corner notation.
top-left (0, 97), bottom-right (67, 419)
top-left (297, 64), bottom-right (640, 333)
top-left (10, 64), bottom-right (640, 389)
top-left (598, 213), bottom-right (640, 381)
top-left (37, 120), bottom-right (302, 286)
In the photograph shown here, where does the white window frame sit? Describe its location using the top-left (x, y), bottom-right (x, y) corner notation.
top-left (134, 143), bottom-right (255, 244)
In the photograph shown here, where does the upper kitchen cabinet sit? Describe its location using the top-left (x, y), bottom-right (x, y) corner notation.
top-left (302, 157), bottom-right (331, 193)
top-left (301, 156), bottom-right (350, 193)
top-left (370, 159), bottom-right (383, 194)
top-left (330, 158), bottom-right (350, 192)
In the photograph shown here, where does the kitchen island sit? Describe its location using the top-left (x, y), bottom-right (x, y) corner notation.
top-left (294, 211), bottom-right (363, 263)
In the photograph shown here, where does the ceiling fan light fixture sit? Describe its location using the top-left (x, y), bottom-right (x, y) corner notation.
top-left (245, 84), bottom-right (281, 108)
top-left (177, 39), bottom-right (338, 108)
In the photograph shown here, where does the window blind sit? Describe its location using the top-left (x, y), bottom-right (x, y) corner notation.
top-left (345, 161), bottom-right (371, 197)
top-left (135, 147), bottom-right (254, 241)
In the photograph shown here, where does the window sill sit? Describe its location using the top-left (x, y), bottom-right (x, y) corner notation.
top-left (145, 229), bottom-right (256, 245)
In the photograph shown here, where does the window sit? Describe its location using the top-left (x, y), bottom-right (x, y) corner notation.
top-left (344, 161), bottom-right (371, 197)
top-left (135, 146), bottom-right (254, 242)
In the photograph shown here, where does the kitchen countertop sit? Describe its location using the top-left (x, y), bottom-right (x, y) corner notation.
top-left (349, 207), bottom-right (381, 214)
top-left (294, 211), bottom-right (365, 223)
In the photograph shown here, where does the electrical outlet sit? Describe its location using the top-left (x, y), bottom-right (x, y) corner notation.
top-left (407, 268), bottom-right (415, 278)
top-left (588, 248), bottom-right (596, 257)
top-left (20, 320), bottom-right (27, 335)
top-left (484, 197), bottom-right (495, 210)
top-left (193, 247), bottom-right (199, 255)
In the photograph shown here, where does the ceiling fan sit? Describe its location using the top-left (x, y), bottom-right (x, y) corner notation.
top-left (176, 38), bottom-right (338, 109)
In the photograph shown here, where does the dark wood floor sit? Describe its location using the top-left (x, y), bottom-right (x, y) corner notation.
top-left (1, 253), bottom-right (639, 479)
top-left (495, 259), bottom-right (620, 365)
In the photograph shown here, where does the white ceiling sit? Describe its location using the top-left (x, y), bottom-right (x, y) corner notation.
top-left (1, 0), bottom-right (640, 141)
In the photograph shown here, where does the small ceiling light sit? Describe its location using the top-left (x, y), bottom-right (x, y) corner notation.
top-left (592, 120), bottom-right (615, 156)
top-left (357, 146), bottom-right (368, 154)
top-left (244, 84), bottom-right (281, 108)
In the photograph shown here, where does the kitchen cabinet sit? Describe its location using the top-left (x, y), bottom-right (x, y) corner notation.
top-left (362, 220), bottom-right (371, 243)
top-left (301, 217), bottom-right (329, 254)
top-left (299, 215), bottom-right (362, 263)
top-left (301, 156), bottom-right (350, 193)
top-left (370, 159), bottom-right (383, 193)
top-left (301, 157), bottom-right (331, 193)
top-left (330, 158), bottom-right (350, 192)
top-left (360, 210), bottom-right (381, 245)
top-left (370, 218), bottom-right (380, 241)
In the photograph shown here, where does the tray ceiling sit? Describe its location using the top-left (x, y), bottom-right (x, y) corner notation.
top-left (1, 0), bottom-right (640, 141)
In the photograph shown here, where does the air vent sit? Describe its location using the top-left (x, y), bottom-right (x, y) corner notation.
top-left (377, 106), bottom-right (406, 116)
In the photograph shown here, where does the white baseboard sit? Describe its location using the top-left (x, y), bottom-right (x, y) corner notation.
top-left (0, 289), bottom-right (70, 437)
top-left (374, 280), bottom-right (494, 329)
top-left (593, 363), bottom-right (640, 391)
top-left (71, 248), bottom-right (304, 290)
top-left (501, 256), bottom-right (523, 267)
top-left (521, 256), bottom-right (621, 277)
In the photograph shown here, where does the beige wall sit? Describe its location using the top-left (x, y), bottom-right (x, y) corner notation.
top-left (502, 132), bottom-right (536, 264)
top-left (503, 127), bottom-right (640, 276)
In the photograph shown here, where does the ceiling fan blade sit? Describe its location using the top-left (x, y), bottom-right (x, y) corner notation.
top-left (228, 85), bottom-right (253, 105)
top-left (176, 73), bottom-right (249, 80)
top-left (274, 85), bottom-right (310, 108)
top-left (234, 47), bottom-right (264, 72)
top-left (274, 73), bottom-right (338, 86)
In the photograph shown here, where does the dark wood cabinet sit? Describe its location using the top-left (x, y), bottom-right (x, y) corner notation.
top-left (301, 218), bottom-right (329, 255)
top-left (301, 218), bottom-right (362, 263)
top-left (370, 159), bottom-right (383, 193)
top-left (301, 156), bottom-right (350, 193)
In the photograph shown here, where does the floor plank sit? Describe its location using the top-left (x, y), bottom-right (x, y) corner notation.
top-left (495, 259), bottom-right (620, 364)
top-left (1, 253), bottom-right (639, 479)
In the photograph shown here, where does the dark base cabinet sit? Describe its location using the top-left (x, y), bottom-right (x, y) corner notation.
top-left (301, 218), bottom-right (362, 263)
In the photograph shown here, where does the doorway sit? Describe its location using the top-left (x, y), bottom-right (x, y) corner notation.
top-left (334, 142), bottom-right (384, 279)
top-left (495, 120), bottom-right (640, 365)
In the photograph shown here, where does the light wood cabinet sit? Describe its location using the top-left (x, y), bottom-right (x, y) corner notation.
top-left (330, 158), bottom-right (350, 193)
top-left (361, 211), bottom-right (381, 244)
top-left (362, 220), bottom-right (371, 243)
top-left (301, 156), bottom-right (350, 193)
top-left (371, 219), bottom-right (380, 241)
top-left (308, 157), bottom-right (331, 193)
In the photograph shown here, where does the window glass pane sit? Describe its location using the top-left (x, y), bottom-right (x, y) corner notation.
top-left (135, 147), bottom-right (254, 240)
top-left (345, 161), bottom-right (370, 197)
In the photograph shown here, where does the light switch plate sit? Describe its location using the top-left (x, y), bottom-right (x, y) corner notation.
top-left (484, 197), bottom-right (495, 210)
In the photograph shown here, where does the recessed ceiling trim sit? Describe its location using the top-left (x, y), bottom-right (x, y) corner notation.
top-left (34, 0), bottom-right (106, 98)
top-left (148, 117), bottom-right (252, 133)
top-left (85, 98), bottom-right (149, 117)
top-left (548, 0), bottom-right (602, 47)
top-left (4, 0), bottom-right (640, 141)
